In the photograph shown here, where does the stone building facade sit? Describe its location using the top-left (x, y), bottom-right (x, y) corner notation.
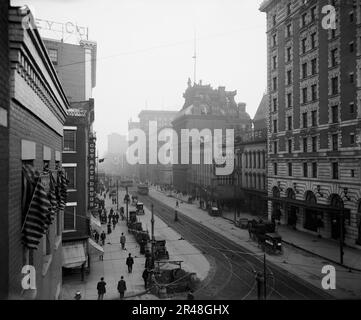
top-left (260, 0), bottom-right (361, 246)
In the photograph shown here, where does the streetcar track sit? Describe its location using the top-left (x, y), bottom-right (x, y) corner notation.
top-left (137, 192), bottom-right (333, 300)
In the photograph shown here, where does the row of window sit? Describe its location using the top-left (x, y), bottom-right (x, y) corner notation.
top-left (272, 162), bottom-right (339, 179)
top-left (272, 132), bottom-right (356, 154)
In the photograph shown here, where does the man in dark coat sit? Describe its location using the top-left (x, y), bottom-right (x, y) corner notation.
top-left (97, 277), bottom-right (106, 300)
top-left (117, 276), bottom-right (127, 299)
top-left (142, 269), bottom-right (149, 289)
top-left (100, 231), bottom-right (106, 246)
top-left (126, 253), bottom-right (134, 273)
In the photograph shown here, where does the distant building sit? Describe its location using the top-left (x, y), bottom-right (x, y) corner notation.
top-left (102, 133), bottom-right (128, 177)
top-left (234, 95), bottom-right (268, 216)
top-left (138, 110), bottom-right (178, 185)
top-left (1, 4), bottom-right (69, 299)
top-left (126, 120), bottom-right (141, 180)
top-left (173, 80), bottom-right (252, 198)
top-left (260, 0), bottom-right (361, 246)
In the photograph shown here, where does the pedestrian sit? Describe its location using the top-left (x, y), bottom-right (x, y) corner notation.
top-left (95, 231), bottom-right (99, 243)
top-left (100, 231), bottom-right (106, 246)
top-left (115, 211), bottom-right (119, 223)
top-left (117, 276), bottom-right (127, 300)
top-left (112, 217), bottom-right (117, 230)
top-left (126, 253), bottom-right (134, 273)
top-left (120, 233), bottom-right (126, 250)
top-left (142, 269), bottom-right (149, 289)
top-left (107, 222), bottom-right (112, 234)
top-left (187, 289), bottom-right (194, 300)
top-left (96, 277), bottom-right (106, 300)
top-left (176, 200), bottom-right (179, 208)
top-left (108, 213), bottom-right (112, 224)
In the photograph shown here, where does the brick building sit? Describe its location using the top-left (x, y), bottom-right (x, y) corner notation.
top-left (43, 34), bottom-right (99, 271)
top-left (1, 5), bottom-right (69, 299)
top-left (234, 95), bottom-right (268, 216)
top-left (172, 80), bottom-right (252, 197)
top-left (260, 0), bottom-right (361, 246)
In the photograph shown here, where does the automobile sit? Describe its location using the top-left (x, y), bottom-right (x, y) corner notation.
top-left (136, 202), bottom-right (145, 215)
top-left (209, 207), bottom-right (221, 216)
top-left (263, 233), bottom-right (282, 254)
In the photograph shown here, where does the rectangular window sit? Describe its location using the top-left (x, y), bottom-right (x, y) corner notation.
top-left (311, 6), bottom-right (317, 21)
top-left (48, 48), bottom-right (58, 65)
top-left (287, 70), bottom-right (292, 85)
top-left (64, 167), bottom-right (76, 189)
top-left (288, 162), bottom-right (293, 176)
top-left (312, 136), bottom-right (317, 152)
top-left (272, 34), bottom-right (277, 46)
top-left (273, 98), bottom-right (278, 111)
top-left (331, 77), bottom-right (338, 95)
top-left (273, 141), bottom-right (278, 154)
top-left (331, 105), bottom-right (338, 123)
top-left (350, 102), bottom-right (355, 114)
top-left (332, 134), bottom-right (338, 151)
top-left (331, 48), bottom-right (337, 67)
top-left (63, 205), bottom-right (76, 231)
top-left (273, 119), bottom-right (278, 133)
top-left (302, 63), bottom-right (307, 78)
top-left (287, 93), bottom-right (292, 108)
top-left (303, 137), bottom-right (308, 152)
top-left (302, 87), bottom-right (308, 104)
top-left (287, 116), bottom-right (292, 130)
top-left (311, 84), bottom-right (317, 101)
top-left (311, 32), bottom-right (316, 48)
top-left (63, 130), bottom-right (76, 152)
top-left (350, 133), bottom-right (355, 145)
top-left (288, 139), bottom-right (292, 153)
top-left (312, 162), bottom-right (317, 178)
top-left (302, 13), bottom-right (307, 27)
top-left (332, 162), bottom-right (339, 180)
top-left (303, 162), bottom-right (308, 177)
top-left (287, 47), bottom-right (292, 62)
top-left (302, 38), bottom-right (307, 54)
top-left (273, 56), bottom-right (277, 69)
top-left (311, 58), bottom-right (317, 75)
top-left (350, 73), bottom-right (354, 84)
top-left (302, 112), bottom-right (308, 128)
top-left (286, 24), bottom-right (292, 37)
top-left (311, 110), bottom-right (317, 127)
top-left (273, 77), bottom-right (277, 91)
top-left (274, 162), bottom-right (278, 175)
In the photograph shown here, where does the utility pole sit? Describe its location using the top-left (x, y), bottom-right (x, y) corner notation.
top-left (151, 203), bottom-right (155, 260)
top-left (263, 253), bottom-right (267, 300)
top-left (340, 211), bottom-right (344, 265)
top-left (116, 179), bottom-right (119, 211)
top-left (126, 186), bottom-right (129, 223)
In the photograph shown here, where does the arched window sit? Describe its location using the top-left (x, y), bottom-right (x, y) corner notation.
top-left (305, 190), bottom-right (317, 204)
top-left (330, 194), bottom-right (344, 208)
top-left (286, 188), bottom-right (296, 199)
top-left (272, 186), bottom-right (280, 198)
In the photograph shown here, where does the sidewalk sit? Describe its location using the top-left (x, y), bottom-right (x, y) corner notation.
top-left (149, 187), bottom-right (361, 299)
top-left (62, 189), bottom-right (210, 300)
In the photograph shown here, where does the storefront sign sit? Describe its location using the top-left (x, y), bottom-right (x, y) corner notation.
top-left (88, 136), bottom-right (96, 209)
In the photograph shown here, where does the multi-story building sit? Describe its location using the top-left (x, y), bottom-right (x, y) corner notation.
top-left (1, 5), bottom-right (69, 299)
top-left (43, 34), bottom-right (99, 271)
top-left (173, 80), bottom-right (252, 197)
top-left (260, 0), bottom-right (361, 246)
top-left (234, 95), bottom-right (268, 215)
top-left (102, 133), bottom-right (128, 177)
top-left (138, 110), bottom-right (178, 185)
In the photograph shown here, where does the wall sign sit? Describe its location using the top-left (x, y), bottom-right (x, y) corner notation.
top-left (88, 136), bottom-right (96, 209)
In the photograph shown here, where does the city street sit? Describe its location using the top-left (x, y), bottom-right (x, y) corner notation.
top-left (135, 189), bottom-right (333, 300)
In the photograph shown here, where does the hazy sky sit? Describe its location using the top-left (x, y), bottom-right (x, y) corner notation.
top-left (11, 0), bottom-right (267, 156)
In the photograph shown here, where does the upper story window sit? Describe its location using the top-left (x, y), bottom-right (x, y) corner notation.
top-left (331, 105), bottom-right (338, 123)
top-left (287, 70), bottom-right (292, 85)
top-left (273, 56), bottom-right (277, 69)
top-left (332, 134), bottom-right (338, 151)
top-left (331, 48), bottom-right (338, 67)
top-left (273, 141), bottom-right (278, 154)
top-left (302, 13), bottom-right (307, 27)
top-left (311, 58), bottom-right (317, 75)
top-left (273, 14), bottom-right (277, 26)
top-left (63, 130), bottom-right (76, 152)
top-left (273, 119), bottom-right (278, 133)
top-left (311, 32), bottom-right (316, 49)
top-left (273, 98), bottom-right (278, 112)
top-left (287, 93), bottom-right (292, 108)
top-left (331, 76), bottom-right (339, 95)
top-left (273, 77), bottom-right (277, 91)
top-left (287, 47), bottom-right (292, 62)
top-left (302, 63), bottom-right (308, 78)
top-left (48, 48), bottom-right (58, 65)
top-left (311, 110), bottom-right (317, 126)
top-left (287, 116), bottom-right (292, 130)
top-left (272, 34), bottom-right (277, 47)
top-left (311, 6), bottom-right (317, 21)
top-left (64, 166), bottom-right (76, 189)
top-left (302, 38), bottom-right (307, 54)
top-left (286, 23), bottom-right (292, 37)
top-left (302, 112), bottom-right (308, 128)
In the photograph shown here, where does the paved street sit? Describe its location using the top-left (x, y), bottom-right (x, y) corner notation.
top-left (142, 187), bottom-right (361, 299)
